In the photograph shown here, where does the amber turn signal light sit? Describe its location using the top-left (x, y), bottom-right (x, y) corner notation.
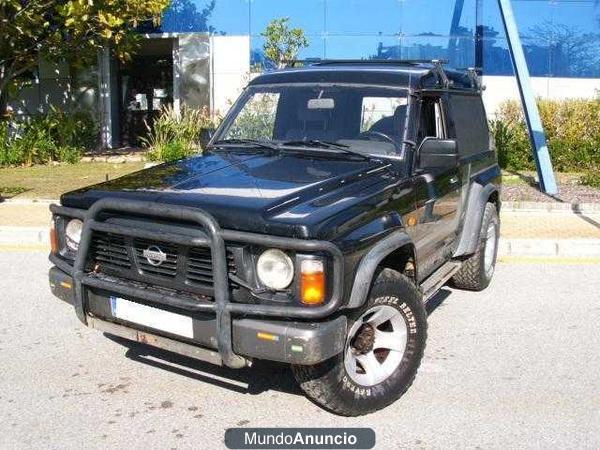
top-left (300, 259), bottom-right (325, 305)
top-left (50, 223), bottom-right (59, 255)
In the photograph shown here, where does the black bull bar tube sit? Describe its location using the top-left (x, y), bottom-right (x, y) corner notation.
top-left (50, 198), bottom-right (344, 368)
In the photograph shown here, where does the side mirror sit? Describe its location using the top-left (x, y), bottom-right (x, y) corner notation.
top-left (417, 138), bottom-right (458, 170)
top-left (199, 127), bottom-right (215, 149)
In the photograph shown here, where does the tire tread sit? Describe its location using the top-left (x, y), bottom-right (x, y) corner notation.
top-left (452, 203), bottom-right (498, 291)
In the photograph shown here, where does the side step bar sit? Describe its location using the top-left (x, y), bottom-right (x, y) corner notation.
top-left (420, 261), bottom-right (462, 301)
top-left (88, 316), bottom-right (251, 368)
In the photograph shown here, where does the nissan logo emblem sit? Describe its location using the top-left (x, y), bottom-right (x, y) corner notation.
top-left (142, 245), bottom-right (167, 266)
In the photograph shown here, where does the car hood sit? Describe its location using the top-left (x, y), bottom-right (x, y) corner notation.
top-left (61, 151), bottom-right (397, 238)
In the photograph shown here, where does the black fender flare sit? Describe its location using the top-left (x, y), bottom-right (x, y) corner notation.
top-left (454, 182), bottom-right (499, 257)
top-left (346, 230), bottom-right (414, 309)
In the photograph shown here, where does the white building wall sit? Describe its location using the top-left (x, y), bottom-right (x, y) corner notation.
top-left (482, 76), bottom-right (600, 116)
top-left (178, 34), bottom-right (211, 110)
top-left (210, 36), bottom-right (250, 117)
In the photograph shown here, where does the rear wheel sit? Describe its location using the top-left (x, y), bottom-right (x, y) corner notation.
top-left (452, 202), bottom-right (499, 291)
top-left (292, 270), bottom-right (427, 416)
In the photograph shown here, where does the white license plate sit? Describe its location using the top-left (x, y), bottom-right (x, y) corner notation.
top-left (110, 297), bottom-right (194, 339)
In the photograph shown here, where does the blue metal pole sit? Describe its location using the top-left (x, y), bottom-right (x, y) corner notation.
top-left (497, 0), bottom-right (558, 194)
top-left (448, 0), bottom-right (465, 64)
top-left (475, 0), bottom-right (483, 73)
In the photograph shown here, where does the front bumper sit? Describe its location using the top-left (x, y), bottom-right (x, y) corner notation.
top-left (51, 198), bottom-right (345, 369)
top-left (50, 267), bottom-right (346, 366)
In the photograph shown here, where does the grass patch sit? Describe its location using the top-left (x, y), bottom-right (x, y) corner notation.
top-left (0, 162), bottom-right (146, 199)
top-left (0, 185), bottom-right (28, 197)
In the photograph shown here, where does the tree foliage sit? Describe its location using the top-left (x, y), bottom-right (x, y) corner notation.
top-left (160, 0), bottom-right (215, 33)
top-left (261, 17), bottom-right (309, 69)
top-left (0, 0), bottom-right (170, 115)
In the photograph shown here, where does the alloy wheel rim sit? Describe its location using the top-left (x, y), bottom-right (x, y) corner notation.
top-left (344, 304), bottom-right (408, 387)
top-left (484, 222), bottom-right (497, 277)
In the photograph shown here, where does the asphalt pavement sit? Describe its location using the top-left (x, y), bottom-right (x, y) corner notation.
top-left (0, 252), bottom-right (599, 449)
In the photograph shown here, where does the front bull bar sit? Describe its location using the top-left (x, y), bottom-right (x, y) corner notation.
top-left (50, 198), bottom-right (344, 368)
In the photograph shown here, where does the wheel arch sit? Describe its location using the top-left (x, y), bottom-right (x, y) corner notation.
top-left (346, 231), bottom-right (416, 309)
top-left (454, 182), bottom-right (500, 257)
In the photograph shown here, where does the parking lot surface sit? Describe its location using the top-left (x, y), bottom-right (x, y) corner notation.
top-left (0, 252), bottom-right (598, 449)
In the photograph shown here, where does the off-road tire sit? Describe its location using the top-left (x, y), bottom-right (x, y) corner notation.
top-left (452, 202), bottom-right (499, 291)
top-left (292, 270), bottom-right (427, 416)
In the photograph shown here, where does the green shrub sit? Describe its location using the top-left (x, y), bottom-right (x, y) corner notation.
top-left (56, 145), bottom-right (83, 164)
top-left (0, 109), bottom-right (96, 167)
top-left (491, 98), bottom-right (600, 174)
top-left (46, 108), bottom-right (98, 151)
top-left (151, 140), bottom-right (189, 162)
top-left (143, 105), bottom-right (220, 162)
top-left (0, 122), bottom-right (17, 166)
top-left (489, 117), bottom-right (533, 171)
top-left (581, 171), bottom-right (600, 188)
top-left (11, 122), bottom-right (57, 165)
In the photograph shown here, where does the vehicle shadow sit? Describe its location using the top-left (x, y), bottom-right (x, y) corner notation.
top-left (425, 288), bottom-right (452, 315)
top-left (104, 333), bottom-right (303, 397)
top-left (104, 288), bottom-right (453, 396)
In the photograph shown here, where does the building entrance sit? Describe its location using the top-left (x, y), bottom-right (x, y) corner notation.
top-left (118, 38), bottom-right (174, 147)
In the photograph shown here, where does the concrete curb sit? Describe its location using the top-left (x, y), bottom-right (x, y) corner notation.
top-left (0, 226), bottom-right (50, 246)
top-left (498, 238), bottom-right (600, 257)
top-left (1, 225), bottom-right (599, 258)
top-left (502, 201), bottom-right (600, 214)
top-left (2, 198), bottom-right (58, 204)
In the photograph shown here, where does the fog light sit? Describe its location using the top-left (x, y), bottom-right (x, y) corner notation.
top-left (300, 259), bottom-right (325, 305)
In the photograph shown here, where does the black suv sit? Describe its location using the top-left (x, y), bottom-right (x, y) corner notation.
top-left (49, 60), bottom-right (501, 416)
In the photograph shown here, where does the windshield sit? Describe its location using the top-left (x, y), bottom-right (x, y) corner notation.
top-left (214, 84), bottom-right (408, 157)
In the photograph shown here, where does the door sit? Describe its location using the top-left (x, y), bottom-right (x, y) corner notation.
top-left (413, 96), bottom-right (462, 279)
top-left (118, 38), bottom-right (174, 147)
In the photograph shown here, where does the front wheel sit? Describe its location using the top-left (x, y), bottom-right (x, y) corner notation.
top-left (292, 271), bottom-right (427, 416)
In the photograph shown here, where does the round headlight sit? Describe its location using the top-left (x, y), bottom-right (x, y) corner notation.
top-left (65, 219), bottom-right (83, 251)
top-left (256, 249), bottom-right (294, 290)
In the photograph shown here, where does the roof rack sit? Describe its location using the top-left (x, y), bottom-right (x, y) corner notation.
top-left (282, 59), bottom-right (485, 91)
top-left (466, 67), bottom-right (484, 90)
top-left (429, 59), bottom-right (451, 89)
top-left (286, 59), bottom-right (453, 88)
top-left (286, 59), bottom-right (450, 67)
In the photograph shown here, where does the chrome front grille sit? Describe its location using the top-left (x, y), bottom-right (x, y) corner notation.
top-left (89, 231), bottom-right (237, 292)
top-left (187, 247), bottom-right (237, 286)
top-left (91, 233), bottom-right (131, 269)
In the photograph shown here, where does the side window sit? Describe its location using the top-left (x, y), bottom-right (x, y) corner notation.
top-left (449, 94), bottom-right (489, 157)
top-left (418, 97), bottom-right (446, 143)
top-left (360, 96), bottom-right (407, 134)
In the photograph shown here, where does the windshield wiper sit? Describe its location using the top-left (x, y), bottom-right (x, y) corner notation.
top-left (280, 139), bottom-right (370, 160)
top-left (210, 138), bottom-right (371, 161)
top-left (209, 138), bottom-right (279, 150)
